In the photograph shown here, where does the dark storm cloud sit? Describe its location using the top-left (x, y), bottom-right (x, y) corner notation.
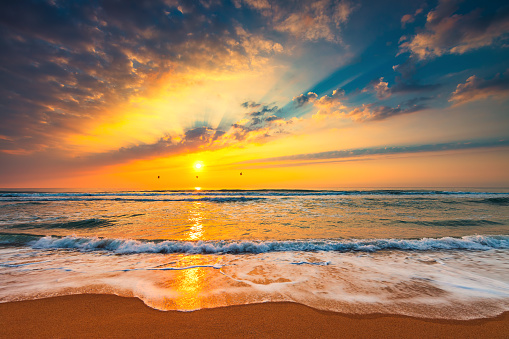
top-left (246, 139), bottom-right (509, 164)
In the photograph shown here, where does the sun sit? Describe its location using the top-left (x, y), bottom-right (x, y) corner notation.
top-left (194, 162), bottom-right (203, 170)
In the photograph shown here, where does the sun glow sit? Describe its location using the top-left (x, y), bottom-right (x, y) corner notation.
top-left (194, 162), bottom-right (203, 170)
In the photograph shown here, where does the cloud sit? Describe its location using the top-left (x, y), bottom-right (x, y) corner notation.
top-left (364, 74), bottom-right (440, 100)
top-left (373, 78), bottom-right (391, 99)
top-left (353, 104), bottom-right (427, 121)
top-left (207, 102), bottom-right (295, 146)
top-left (17, 107), bottom-right (294, 172)
top-left (0, 0), bottom-right (287, 155)
top-left (400, 0), bottom-right (509, 59)
top-left (93, 136), bottom-right (187, 164)
top-left (0, 0), bottom-right (359, 159)
top-left (243, 0), bottom-right (357, 42)
top-left (184, 127), bottom-right (216, 142)
top-left (231, 25), bottom-right (285, 67)
top-left (9, 126), bottom-right (228, 175)
top-left (305, 88), bottom-right (426, 121)
top-left (338, 103), bottom-right (427, 122)
top-left (364, 77), bottom-right (391, 99)
top-left (401, 14), bottom-right (415, 27)
top-left (249, 105), bottom-right (280, 117)
top-left (401, 7), bottom-right (424, 28)
top-left (450, 71), bottom-right (509, 105)
top-left (88, 125), bottom-right (230, 166)
top-left (293, 92), bottom-right (318, 107)
top-left (265, 115), bottom-right (283, 122)
top-left (245, 139), bottom-right (509, 164)
top-left (241, 101), bottom-right (261, 108)
top-left (312, 89), bottom-right (347, 119)
top-left (0, 113), bottom-right (300, 181)
top-left (218, 123), bottom-right (271, 144)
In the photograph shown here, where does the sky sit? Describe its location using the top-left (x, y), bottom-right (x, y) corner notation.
top-left (1, 0), bottom-right (509, 189)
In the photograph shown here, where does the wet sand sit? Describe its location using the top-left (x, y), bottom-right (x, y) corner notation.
top-left (1, 294), bottom-right (508, 338)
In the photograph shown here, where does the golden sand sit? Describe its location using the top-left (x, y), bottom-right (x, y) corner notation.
top-left (1, 294), bottom-right (508, 338)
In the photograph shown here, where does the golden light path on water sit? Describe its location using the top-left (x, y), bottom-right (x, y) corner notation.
top-left (187, 202), bottom-right (204, 241)
top-left (176, 202), bottom-right (206, 310)
top-left (157, 254), bottom-right (210, 311)
top-left (175, 257), bottom-right (206, 310)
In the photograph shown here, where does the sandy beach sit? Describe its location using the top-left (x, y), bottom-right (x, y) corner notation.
top-left (1, 294), bottom-right (508, 338)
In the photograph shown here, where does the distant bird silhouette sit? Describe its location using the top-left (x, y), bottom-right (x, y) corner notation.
top-left (196, 176), bottom-right (198, 179)
top-left (157, 176), bottom-right (160, 179)
top-left (240, 172), bottom-right (242, 175)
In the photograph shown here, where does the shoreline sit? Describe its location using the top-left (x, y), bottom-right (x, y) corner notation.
top-left (1, 294), bottom-right (508, 338)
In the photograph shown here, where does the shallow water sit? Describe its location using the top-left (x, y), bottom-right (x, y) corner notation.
top-left (1, 189), bottom-right (508, 319)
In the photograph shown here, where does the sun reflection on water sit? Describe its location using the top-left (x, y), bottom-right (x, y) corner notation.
top-left (188, 202), bottom-right (204, 241)
top-left (158, 254), bottom-right (206, 311)
top-left (175, 266), bottom-right (206, 310)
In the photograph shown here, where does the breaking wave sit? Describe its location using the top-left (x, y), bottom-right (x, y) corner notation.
top-left (1, 234), bottom-right (508, 254)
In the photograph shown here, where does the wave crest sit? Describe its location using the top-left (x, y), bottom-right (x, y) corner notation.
top-left (7, 235), bottom-right (505, 254)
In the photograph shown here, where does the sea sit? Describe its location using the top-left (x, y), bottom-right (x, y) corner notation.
top-left (1, 188), bottom-right (508, 320)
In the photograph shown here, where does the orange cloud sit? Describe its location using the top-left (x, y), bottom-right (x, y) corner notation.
top-left (450, 72), bottom-right (509, 105)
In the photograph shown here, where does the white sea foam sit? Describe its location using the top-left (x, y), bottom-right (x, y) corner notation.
top-left (26, 235), bottom-right (509, 254)
top-left (1, 246), bottom-right (508, 319)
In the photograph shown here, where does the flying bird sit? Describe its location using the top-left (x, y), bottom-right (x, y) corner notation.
top-left (240, 172), bottom-right (242, 175)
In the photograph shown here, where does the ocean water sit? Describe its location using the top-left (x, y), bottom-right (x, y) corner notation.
top-left (1, 189), bottom-right (509, 319)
